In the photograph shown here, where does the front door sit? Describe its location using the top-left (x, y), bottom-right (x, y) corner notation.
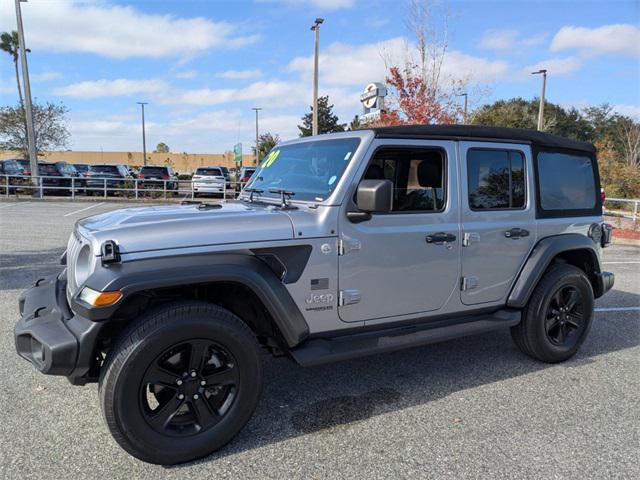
top-left (459, 141), bottom-right (537, 305)
top-left (338, 140), bottom-right (460, 323)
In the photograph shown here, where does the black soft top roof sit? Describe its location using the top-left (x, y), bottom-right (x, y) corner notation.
top-left (371, 125), bottom-right (595, 153)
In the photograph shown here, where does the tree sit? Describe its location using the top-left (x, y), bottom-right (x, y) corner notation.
top-left (348, 115), bottom-right (362, 131)
top-left (298, 96), bottom-right (346, 136)
top-left (371, 0), bottom-right (469, 127)
top-left (154, 142), bottom-right (170, 153)
top-left (471, 98), bottom-right (594, 141)
top-left (0, 102), bottom-right (70, 154)
top-left (252, 132), bottom-right (280, 159)
top-left (0, 31), bottom-right (24, 109)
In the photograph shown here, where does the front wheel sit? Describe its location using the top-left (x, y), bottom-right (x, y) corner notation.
top-left (511, 264), bottom-right (594, 363)
top-left (99, 301), bottom-right (263, 464)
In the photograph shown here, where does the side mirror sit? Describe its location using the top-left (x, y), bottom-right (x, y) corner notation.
top-left (347, 179), bottom-right (393, 223)
top-left (357, 179), bottom-right (393, 212)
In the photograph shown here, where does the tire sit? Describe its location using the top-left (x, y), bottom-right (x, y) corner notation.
top-left (511, 264), bottom-right (594, 363)
top-left (99, 301), bottom-right (263, 465)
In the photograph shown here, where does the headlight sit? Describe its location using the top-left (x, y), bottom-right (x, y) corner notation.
top-left (74, 244), bottom-right (93, 287)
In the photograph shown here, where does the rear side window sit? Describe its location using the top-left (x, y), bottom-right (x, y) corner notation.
top-left (537, 151), bottom-right (596, 211)
top-left (467, 149), bottom-right (525, 210)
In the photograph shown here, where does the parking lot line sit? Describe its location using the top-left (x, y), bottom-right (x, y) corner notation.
top-left (595, 307), bottom-right (640, 312)
top-left (63, 202), bottom-right (105, 217)
top-left (0, 201), bottom-right (30, 209)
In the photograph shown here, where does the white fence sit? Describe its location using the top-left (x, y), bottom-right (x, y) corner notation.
top-left (604, 197), bottom-right (639, 223)
top-left (1, 174), bottom-right (247, 201)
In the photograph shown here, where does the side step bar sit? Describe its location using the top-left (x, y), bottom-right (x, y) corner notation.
top-left (290, 310), bottom-right (521, 367)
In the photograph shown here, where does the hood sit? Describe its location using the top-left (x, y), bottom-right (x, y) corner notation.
top-left (77, 201), bottom-right (294, 254)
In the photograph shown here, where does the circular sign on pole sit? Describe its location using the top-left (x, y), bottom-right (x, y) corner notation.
top-left (360, 82), bottom-right (387, 111)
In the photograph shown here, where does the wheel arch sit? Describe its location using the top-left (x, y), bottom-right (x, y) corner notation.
top-left (73, 253), bottom-right (310, 349)
top-left (507, 234), bottom-right (602, 308)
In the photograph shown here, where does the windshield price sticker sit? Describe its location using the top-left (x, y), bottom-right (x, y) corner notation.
top-left (262, 150), bottom-right (281, 168)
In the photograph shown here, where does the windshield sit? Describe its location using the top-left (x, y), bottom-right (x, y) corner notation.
top-left (90, 165), bottom-right (120, 175)
top-left (140, 167), bottom-right (168, 176)
top-left (2, 160), bottom-right (22, 174)
top-left (246, 138), bottom-right (360, 202)
top-left (74, 164), bottom-right (89, 173)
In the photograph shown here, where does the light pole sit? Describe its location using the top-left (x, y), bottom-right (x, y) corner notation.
top-left (311, 18), bottom-right (324, 136)
top-left (252, 107), bottom-right (262, 165)
top-left (458, 92), bottom-right (468, 124)
top-left (137, 102), bottom-right (148, 165)
top-left (15, 0), bottom-right (38, 187)
top-left (532, 69), bottom-right (547, 131)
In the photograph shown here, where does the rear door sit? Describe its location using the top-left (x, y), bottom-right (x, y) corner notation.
top-left (459, 142), bottom-right (537, 305)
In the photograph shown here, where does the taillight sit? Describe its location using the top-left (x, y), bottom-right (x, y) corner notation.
top-left (138, 174), bottom-right (145, 179)
top-left (600, 188), bottom-right (606, 204)
top-left (161, 175), bottom-right (170, 180)
top-left (241, 176), bottom-right (249, 182)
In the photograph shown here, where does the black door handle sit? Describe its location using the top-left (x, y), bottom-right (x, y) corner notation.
top-left (504, 228), bottom-right (530, 239)
top-left (426, 232), bottom-right (457, 244)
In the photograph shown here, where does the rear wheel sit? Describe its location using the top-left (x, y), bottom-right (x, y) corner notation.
top-left (511, 264), bottom-right (594, 363)
top-left (99, 301), bottom-right (262, 464)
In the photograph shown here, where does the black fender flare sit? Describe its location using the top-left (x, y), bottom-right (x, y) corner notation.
top-left (72, 253), bottom-right (309, 347)
top-left (507, 234), bottom-right (601, 308)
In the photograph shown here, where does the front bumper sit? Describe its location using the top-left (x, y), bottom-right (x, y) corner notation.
top-left (15, 273), bottom-right (103, 384)
top-left (596, 271), bottom-right (615, 297)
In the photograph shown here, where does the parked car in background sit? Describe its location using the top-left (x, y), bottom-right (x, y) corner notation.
top-left (16, 159), bottom-right (31, 176)
top-left (38, 162), bottom-right (77, 194)
top-left (86, 164), bottom-right (132, 196)
top-left (219, 166), bottom-right (231, 188)
top-left (73, 164), bottom-right (90, 192)
top-left (192, 166), bottom-right (226, 197)
top-left (236, 166), bottom-right (256, 191)
top-left (139, 165), bottom-right (178, 191)
top-left (0, 159), bottom-right (25, 194)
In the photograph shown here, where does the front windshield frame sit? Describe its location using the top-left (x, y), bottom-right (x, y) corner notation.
top-left (243, 137), bottom-right (362, 204)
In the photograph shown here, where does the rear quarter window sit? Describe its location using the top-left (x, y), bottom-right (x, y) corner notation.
top-left (537, 151), bottom-right (597, 211)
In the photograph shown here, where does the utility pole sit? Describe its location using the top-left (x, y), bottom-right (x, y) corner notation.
top-left (15, 0), bottom-right (38, 188)
top-left (311, 18), bottom-right (324, 136)
top-left (252, 107), bottom-right (262, 165)
top-left (532, 69), bottom-right (547, 131)
top-left (458, 92), bottom-right (468, 124)
top-left (137, 102), bottom-right (148, 165)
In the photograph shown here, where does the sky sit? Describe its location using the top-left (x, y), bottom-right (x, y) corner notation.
top-left (0, 0), bottom-right (639, 154)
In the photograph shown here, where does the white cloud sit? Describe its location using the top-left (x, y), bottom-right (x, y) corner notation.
top-left (551, 24), bottom-right (640, 57)
top-left (524, 57), bottom-right (584, 77)
top-left (31, 71), bottom-right (63, 82)
top-left (0, 0), bottom-right (257, 59)
top-left (288, 37), bottom-right (509, 87)
top-left (613, 104), bottom-right (640, 121)
top-left (217, 69), bottom-right (263, 80)
top-left (479, 29), bottom-right (546, 50)
top-left (54, 79), bottom-right (168, 99)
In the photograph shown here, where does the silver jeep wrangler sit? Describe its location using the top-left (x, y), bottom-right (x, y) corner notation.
top-left (15, 125), bottom-right (614, 464)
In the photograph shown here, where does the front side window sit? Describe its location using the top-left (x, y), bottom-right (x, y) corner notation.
top-left (360, 147), bottom-right (446, 212)
top-left (246, 138), bottom-right (361, 202)
top-left (467, 149), bottom-right (525, 210)
top-left (537, 151), bottom-right (596, 211)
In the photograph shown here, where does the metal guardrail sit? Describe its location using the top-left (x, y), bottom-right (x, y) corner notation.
top-left (604, 197), bottom-right (640, 223)
top-left (1, 174), bottom-right (248, 201)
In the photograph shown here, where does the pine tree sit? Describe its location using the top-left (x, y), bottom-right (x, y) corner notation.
top-left (298, 96), bottom-right (346, 137)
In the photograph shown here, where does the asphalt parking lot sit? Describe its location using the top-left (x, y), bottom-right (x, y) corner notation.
top-left (1, 200), bottom-right (638, 479)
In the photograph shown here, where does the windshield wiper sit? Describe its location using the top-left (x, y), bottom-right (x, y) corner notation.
top-left (244, 187), bottom-right (264, 203)
top-left (268, 188), bottom-right (296, 209)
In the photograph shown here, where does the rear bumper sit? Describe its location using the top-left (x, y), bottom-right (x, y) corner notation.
top-left (15, 274), bottom-right (103, 384)
top-left (596, 271), bottom-right (615, 297)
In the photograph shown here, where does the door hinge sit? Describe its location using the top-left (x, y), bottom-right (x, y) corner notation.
top-left (338, 289), bottom-right (361, 306)
top-left (462, 232), bottom-right (480, 247)
top-left (460, 276), bottom-right (479, 291)
top-left (338, 237), bottom-right (361, 256)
